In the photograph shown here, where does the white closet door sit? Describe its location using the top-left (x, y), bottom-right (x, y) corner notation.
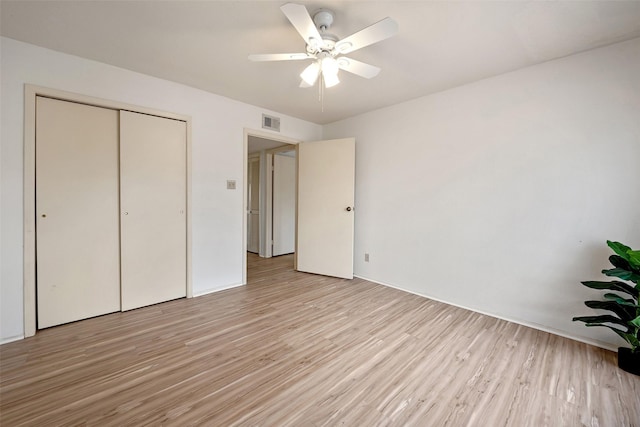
top-left (120, 111), bottom-right (187, 311)
top-left (36, 96), bottom-right (121, 328)
top-left (273, 153), bottom-right (296, 256)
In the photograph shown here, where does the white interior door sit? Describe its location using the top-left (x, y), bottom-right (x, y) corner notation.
top-left (120, 111), bottom-right (187, 311)
top-left (273, 152), bottom-right (296, 256)
top-left (247, 156), bottom-right (260, 254)
top-left (36, 97), bottom-right (121, 328)
top-left (297, 138), bottom-right (355, 279)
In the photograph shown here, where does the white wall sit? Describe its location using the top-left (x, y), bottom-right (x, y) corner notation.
top-left (0, 37), bottom-right (322, 342)
top-left (324, 38), bottom-right (640, 350)
top-left (3, 36), bottom-right (639, 349)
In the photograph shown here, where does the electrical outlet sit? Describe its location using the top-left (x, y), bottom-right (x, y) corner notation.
top-left (364, 253), bottom-right (369, 262)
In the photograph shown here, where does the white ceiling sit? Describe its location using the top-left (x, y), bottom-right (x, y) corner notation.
top-left (2, 1), bottom-right (640, 125)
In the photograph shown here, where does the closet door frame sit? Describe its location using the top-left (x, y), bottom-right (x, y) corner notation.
top-left (23, 85), bottom-right (193, 338)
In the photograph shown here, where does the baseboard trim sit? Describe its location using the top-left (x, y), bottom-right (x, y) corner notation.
top-left (354, 274), bottom-right (618, 353)
top-left (193, 282), bottom-right (245, 297)
top-left (2, 277), bottom-right (618, 351)
top-left (1, 334), bottom-right (25, 345)
top-left (1, 284), bottom-right (247, 345)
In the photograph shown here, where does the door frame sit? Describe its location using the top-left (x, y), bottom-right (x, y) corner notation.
top-left (23, 84), bottom-right (193, 338)
top-left (242, 129), bottom-right (299, 285)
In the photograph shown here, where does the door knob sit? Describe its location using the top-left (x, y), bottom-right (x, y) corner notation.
top-left (346, 207), bottom-right (352, 212)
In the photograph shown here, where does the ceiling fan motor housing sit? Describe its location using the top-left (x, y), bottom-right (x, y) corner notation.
top-left (304, 9), bottom-right (337, 53)
top-left (313, 9), bottom-right (334, 31)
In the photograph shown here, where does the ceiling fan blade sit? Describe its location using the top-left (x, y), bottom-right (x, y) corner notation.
top-left (248, 53), bottom-right (309, 62)
top-left (337, 57), bottom-right (381, 79)
top-left (280, 3), bottom-right (323, 47)
top-left (334, 17), bottom-right (398, 55)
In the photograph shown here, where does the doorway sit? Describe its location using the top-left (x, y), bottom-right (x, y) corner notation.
top-left (243, 130), bottom-right (299, 284)
top-left (243, 131), bottom-right (356, 284)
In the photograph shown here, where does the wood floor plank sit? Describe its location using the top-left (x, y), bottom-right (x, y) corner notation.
top-left (1, 253), bottom-right (639, 426)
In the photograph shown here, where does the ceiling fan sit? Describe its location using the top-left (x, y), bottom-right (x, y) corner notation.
top-left (249, 3), bottom-right (398, 89)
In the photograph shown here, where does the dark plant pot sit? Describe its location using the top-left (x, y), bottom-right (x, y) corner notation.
top-left (618, 347), bottom-right (640, 376)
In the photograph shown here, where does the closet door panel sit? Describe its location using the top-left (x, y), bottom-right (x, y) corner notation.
top-left (120, 111), bottom-right (187, 310)
top-left (36, 97), bottom-right (121, 328)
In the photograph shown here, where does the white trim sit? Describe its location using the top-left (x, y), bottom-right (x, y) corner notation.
top-left (242, 128), bottom-right (300, 285)
top-left (193, 283), bottom-right (245, 297)
top-left (23, 84), bottom-right (193, 338)
top-left (258, 151), bottom-right (267, 257)
top-left (354, 274), bottom-right (619, 353)
top-left (23, 86), bottom-right (37, 338)
top-left (185, 117), bottom-right (193, 300)
top-left (1, 335), bottom-right (26, 346)
top-left (243, 130), bottom-right (248, 285)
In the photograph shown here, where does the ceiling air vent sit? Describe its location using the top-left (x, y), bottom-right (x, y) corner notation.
top-left (262, 114), bottom-right (281, 132)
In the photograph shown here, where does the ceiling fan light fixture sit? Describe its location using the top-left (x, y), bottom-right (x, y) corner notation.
top-left (317, 54), bottom-right (339, 88)
top-left (300, 61), bottom-right (320, 86)
top-left (321, 55), bottom-right (339, 77)
top-left (323, 71), bottom-right (340, 88)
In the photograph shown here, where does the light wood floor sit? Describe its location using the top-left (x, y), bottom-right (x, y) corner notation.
top-left (1, 253), bottom-right (639, 426)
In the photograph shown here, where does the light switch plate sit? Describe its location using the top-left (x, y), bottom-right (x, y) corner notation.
top-left (227, 180), bottom-right (236, 190)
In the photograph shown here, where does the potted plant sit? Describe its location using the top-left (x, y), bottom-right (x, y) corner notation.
top-left (573, 240), bottom-right (640, 375)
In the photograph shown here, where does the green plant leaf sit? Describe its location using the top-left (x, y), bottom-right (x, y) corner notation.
top-left (577, 323), bottom-right (639, 349)
top-left (602, 267), bottom-right (640, 283)
top-left (607, 241), bottom-right (632, 261)
top-left (580, 280), bottom-right (639, 299)
top-left (603, 293), bottom-right (638, 307)
top-left (609, 255), bottom-right (632, 270)
top-left (584, 300), bottom-right (636, 320)
top-left (575, 241), bottom-right (640, 352)
top-left (572, 314), bottom-right (629, 329)
top-left (628, 250), bottom-right (640, 269)
top-left (614, 330), bottom-right (640, 349)
top-left (617, 332), bottom-right (639, 348)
